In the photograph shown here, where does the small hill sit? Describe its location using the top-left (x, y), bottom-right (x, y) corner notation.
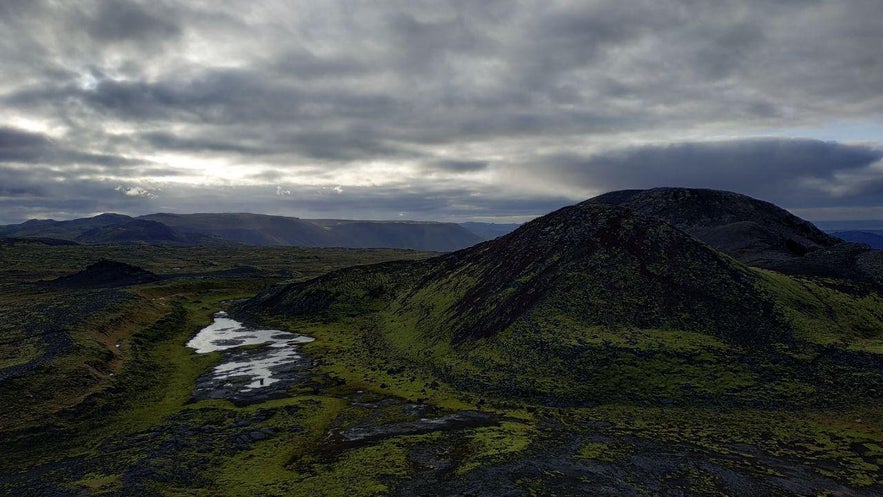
top-left (75, 219), bottom-right (229, 246)
top-left (421, 203), bottom-right (786, 344)
top-left (49, 259), bottom-right (161, 289)
top-left (765, 241), bottom-right (878, 278)
top-left (0, 213), bottom-right (133, 240)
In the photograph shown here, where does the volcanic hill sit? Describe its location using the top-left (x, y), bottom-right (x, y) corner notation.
top-left (239, 193), bottom-right (883, 407)
top-left (50, 259), bottom-right (161, 289)
top-left (587, 187), bottom-right (883, 284)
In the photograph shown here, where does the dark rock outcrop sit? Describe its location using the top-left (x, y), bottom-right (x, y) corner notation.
top-left (50, 259), bottom-right (161, 289)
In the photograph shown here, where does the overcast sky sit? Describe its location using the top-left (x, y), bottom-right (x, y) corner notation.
top-left (1, 0), bottom-right (882, 224)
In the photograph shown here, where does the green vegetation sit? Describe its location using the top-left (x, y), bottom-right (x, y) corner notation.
top-left (2, 201), bottom-right (883, 495)
top-left (226, 202), bottom-right (883, 494)
top-left (245, 205), bottom-right (882, 410)
top-left (0, 244), bottom-right (433, 480)
top-left (0, 243), bottom-right (432, 284)
top-left (559, 405), bottom-right (883, 488)
top-left (758, 269), bottom-right (883, 346)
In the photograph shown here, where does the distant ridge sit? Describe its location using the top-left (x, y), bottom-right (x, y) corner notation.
top-left (0, 237), bottom-right (79, 246)
top-left (75, 219), bottom-right (229, 246)
top-left (815, 220), bottom-right (883, 231)
top-left (0, 213), bottom-right (136, 241)
top-left (139, 213), bottom-right (484, 251)
top-left (139, 213), bottom-right (341, 247)
top-left (831, 231), bottom-right (883, 250)
top-left (586, 187), bottom-right (882, 284)
top-left (0, 212), bottom-right (490, 251)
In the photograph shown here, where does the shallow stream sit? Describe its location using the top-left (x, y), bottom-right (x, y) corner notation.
top-left (187, 312), bottom-right (315, 403)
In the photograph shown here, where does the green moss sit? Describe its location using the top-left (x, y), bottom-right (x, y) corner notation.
top-left (207, 397), bottom-right (346, 496)
top-left (285, 437), bottom-right (413, 497)
top-left (456, 421), bottom-right (533, 475)
top-left (575, 442), bottom-right (610, 461)
top-left (73, 472), bottom-right (121, 492)
top-left (0, 338), bottom-right (40, 369)
top-left (5, 241), bottom-right (883, 494)
top-left (757, 269), bottom-right (883, 346)
top-left (561, 405), bottom-right (883, 487)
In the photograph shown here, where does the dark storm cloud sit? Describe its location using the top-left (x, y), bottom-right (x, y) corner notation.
top-left (86, 0), bottom-right (180, 43)
top-left (5, 72), bottom-right (267, 122)
top-left (0, 166), bottom-right (157, 222)
top-left (0, 127), bottom-right (142, 166)
top-left (540, 138), bottom-right (883, 209)
top-left (140, 132), bottom-right (265, 155)
top-left (385, 10), bottom-right (495, 72)
top-left (5, 66), bottom-right (406, 121)
top-left (273, 129), bottom-right (420, 163)
top-left (0, 167), bottom-right (45, 198)
top-left (0, 127), bottom-right (51, 162)
top-left (429, 161), bottom-right (490, 173)
top-left (549, 139), bottom-right (882, 185)
top-left (1, 1), bottom-right (883, 222)
top-left (270, 51), bottom-right (371, 80)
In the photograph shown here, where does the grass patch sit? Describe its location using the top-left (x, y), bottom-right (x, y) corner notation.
top-left (457, 421), bottom-right (533, 475)
top-left (757, 269), bottom-right (883, 346)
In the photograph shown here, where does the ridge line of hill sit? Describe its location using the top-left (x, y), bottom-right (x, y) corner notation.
top-left (0, 212), bottom-right (510, 251)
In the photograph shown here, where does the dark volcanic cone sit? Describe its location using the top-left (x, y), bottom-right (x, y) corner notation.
top-left (50, 259), bottom-right (161, 289)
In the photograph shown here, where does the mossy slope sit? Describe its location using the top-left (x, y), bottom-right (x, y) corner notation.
top-left (248, 203), bottom-right (785, 343)
top-left (239, 201), bottom-right (883, 407)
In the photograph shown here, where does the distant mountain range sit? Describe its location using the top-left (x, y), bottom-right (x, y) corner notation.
top-left (814, 220), bottom-right (883, 231)
top-left (811, 220), bottom-right (883, 250)
top-left (0, 213), bottom-right (520, 252)
top-left (829, 231), bottom-right (883, 250)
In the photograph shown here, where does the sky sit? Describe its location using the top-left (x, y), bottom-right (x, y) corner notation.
top-left (1, 0), bottom-right (882, 224)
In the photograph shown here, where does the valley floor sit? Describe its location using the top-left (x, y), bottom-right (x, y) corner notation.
top-left (0, 244), bottom-right (881, 496)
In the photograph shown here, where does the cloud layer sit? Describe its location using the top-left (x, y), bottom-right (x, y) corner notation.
top-left (1, 0), bottom-right (882, 223)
